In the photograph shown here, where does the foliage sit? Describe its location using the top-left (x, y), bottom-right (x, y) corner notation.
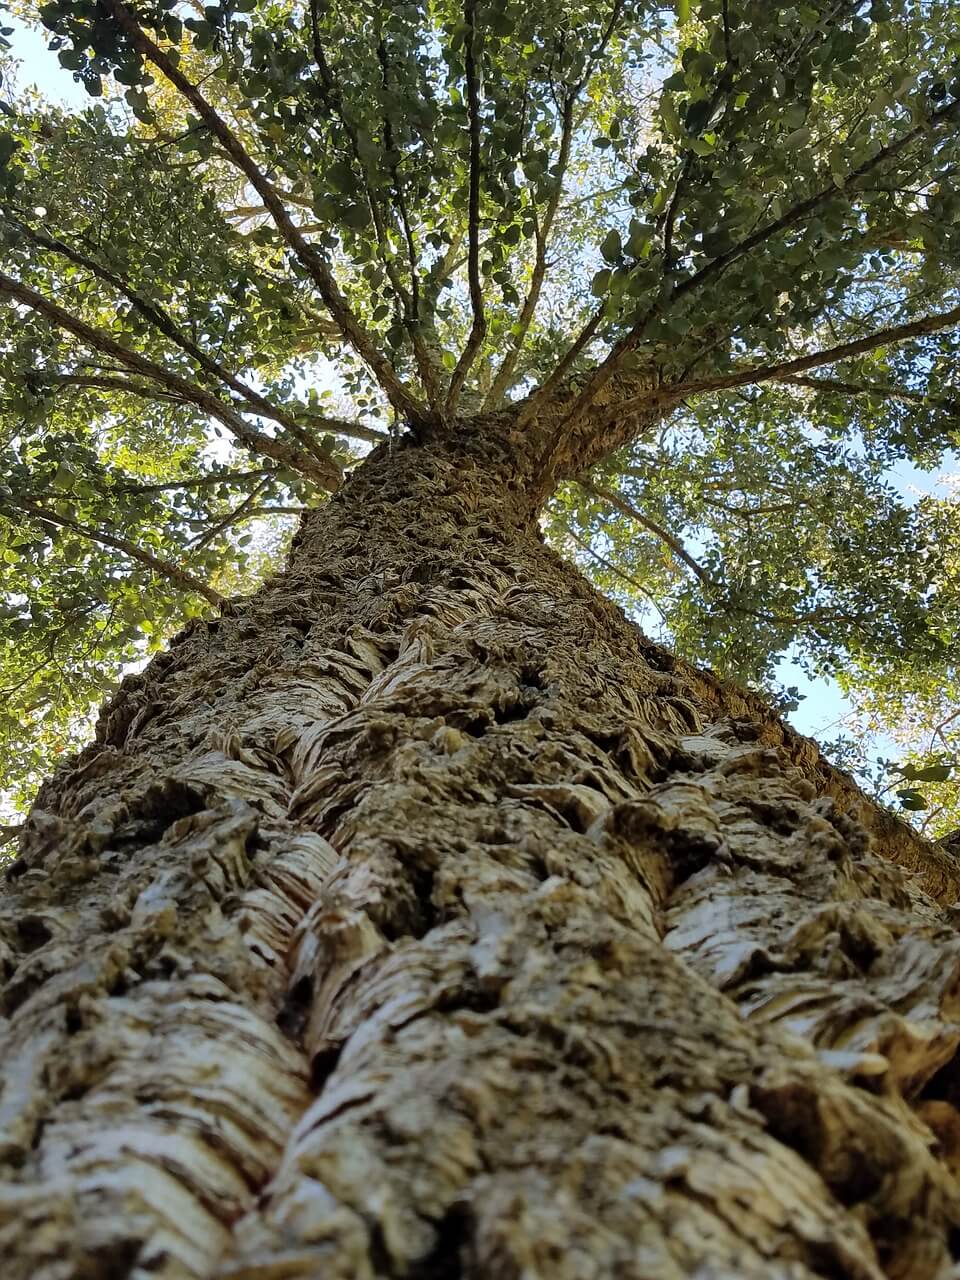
top-left (2, 0), bottom-right (960, 828)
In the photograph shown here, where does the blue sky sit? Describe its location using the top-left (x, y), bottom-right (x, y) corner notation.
top-left (6, 13), bottom-right (90, 109)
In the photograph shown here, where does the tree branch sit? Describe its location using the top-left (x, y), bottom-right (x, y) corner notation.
top-left (675, 301), bottom-right (960, 399)
top-left (564, 523), bottom-right (667, 620)
top-left (308, 13), bottom-right (416, 342)
top-left (41, 372), bottom-right (188, 403)
top-left (103, 0), bottom-right (428, 426)
top-left (12, 215), bottom-right (356, 460)
top-left (578, 479), bottom-right (713, 587)
top-left (39, 367), bottom-right (383, 446)
top-left (10, 498), bottom-right (225, 606)
top-left (115, 468), bottom-right (278, 495)
top-left (486, 2), bottom-right (625, 408)
top-left (190, 477), bottom-right (271, 550)
top-left (0, 271), bottom-right (341, 488)
top-left (589, 300), bottom-right (960, 431)
top-left (515, 307), bottom-right (605, 433)
top-left (445, 0), bottom-right (487, 415)
top-left (540, 95), bottom-right (960, 455)
top-left (663, 94), bottom-right (960, 318)
top-left (774, 372), bottom-right (960, 413)
top-left (374, 35), bottom-right (445, 409)
top-left (702, 495), bottom-right (806, 518)
top-left (485, 95), bottom-right (576, 408)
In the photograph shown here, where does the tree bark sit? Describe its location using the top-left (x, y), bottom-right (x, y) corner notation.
top-left (3, 421), bottom-right (960, 1279)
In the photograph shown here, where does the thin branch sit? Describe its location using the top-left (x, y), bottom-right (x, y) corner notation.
top-left (11, 498), bottom-right (225, 606)
top-left (702, 495), bottom-right (805, 518)
top-left (40, 376), bottom-right (383, 450)
top-left (190, 477), bottom-right (270, 550)
top-left (537, 94), bottom-right (960, 458)
top-left (234, 505), bottom-right (309, 519)
top-left (12, 216), bottom-right (353, 459)
top-left (485, 94), bottom-right (576, 408)
top-left (445, 0), bottom-right (487, 415)
top-left (296, 413), bottom-right (389, 445)
top-left (427, 228), bottom-right (466, 290)
top-left (103, 0), bottom-right (427, 426)
top-left (115, 468), bottom-right (278, 495)
top-left (41, 372), bottom-right (187, 403)
top-left (578, 479), bottom-right (713, 586)
top-left (514, 307), bottom-right (604, 432)
top-left (774, 372), bottom-right (960, 413)
top-left (0, 823), bottom-right (23, 849)
top-left (486, 1), bottom-right (625, 408)
top-left (564, 524), bottom-right (667, 621)
top-left (308, 12), bottom-right (413, 325)
top-left (374, 36), bottom-right (444, 409)
top-left (676, 301), bottom-right (960, 399)
top-left (661, 151), bottom-right (693, 267)
top-left (0, 272), bottom-right (340, 487)
top-left (667, 95), bottom-right (960, 314)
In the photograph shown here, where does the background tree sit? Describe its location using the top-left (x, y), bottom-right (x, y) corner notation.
top-left (3, 1), bottom-right (960, 1275)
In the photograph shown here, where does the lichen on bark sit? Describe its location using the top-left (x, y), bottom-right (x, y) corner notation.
top-left (2, 421), bottom-right (960, 1279)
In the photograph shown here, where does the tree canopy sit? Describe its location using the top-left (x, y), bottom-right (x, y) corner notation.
top-left (1, 0), bottom-right (960, 829)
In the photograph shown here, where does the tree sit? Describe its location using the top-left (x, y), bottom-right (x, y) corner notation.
top-left (3, 0), bottom-right (960, 1274)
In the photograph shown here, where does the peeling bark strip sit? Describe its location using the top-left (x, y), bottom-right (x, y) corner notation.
top-left (3, 429), bottom-right (960, 1278)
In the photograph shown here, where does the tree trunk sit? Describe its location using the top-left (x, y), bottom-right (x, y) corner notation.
top-left (3, 424), bottom-right (960, 1280)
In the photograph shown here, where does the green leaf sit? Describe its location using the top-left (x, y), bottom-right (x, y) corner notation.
top-left (784, 127), bottom-right (812, 150)
top-left (600, 229), bottom-right (622, 263)
top-left (899, 763), bottom-right (954, 783)
top-left (660, 94), bottom-right (683, 139)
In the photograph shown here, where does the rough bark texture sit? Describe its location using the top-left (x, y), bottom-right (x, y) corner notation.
top-left (3, 421), bottom-right (960, 1279)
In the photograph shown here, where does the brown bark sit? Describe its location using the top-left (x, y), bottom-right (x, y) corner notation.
top-left (2, 418), bottom-right (960, 1279)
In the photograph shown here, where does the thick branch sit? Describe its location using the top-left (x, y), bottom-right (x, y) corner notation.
top-left (539, 95), bottom-right (960, 458)
top-left (445, 0), bottom-right (487, 415)
top-left (0, 272), bottom-right (340, 488)
top-left (11, 498), bottom-right (224, 606)
top-left (103, 0), bottom-right (428, 426)
top-left (586, 300), bottom-right (960, 434)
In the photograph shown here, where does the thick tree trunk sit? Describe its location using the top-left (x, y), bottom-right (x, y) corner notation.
top-left (3, 423), bottom-right (960, 1279)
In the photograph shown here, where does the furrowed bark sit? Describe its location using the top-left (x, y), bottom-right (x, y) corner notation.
top-left (3, 413), bottom-right (960, 1280)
